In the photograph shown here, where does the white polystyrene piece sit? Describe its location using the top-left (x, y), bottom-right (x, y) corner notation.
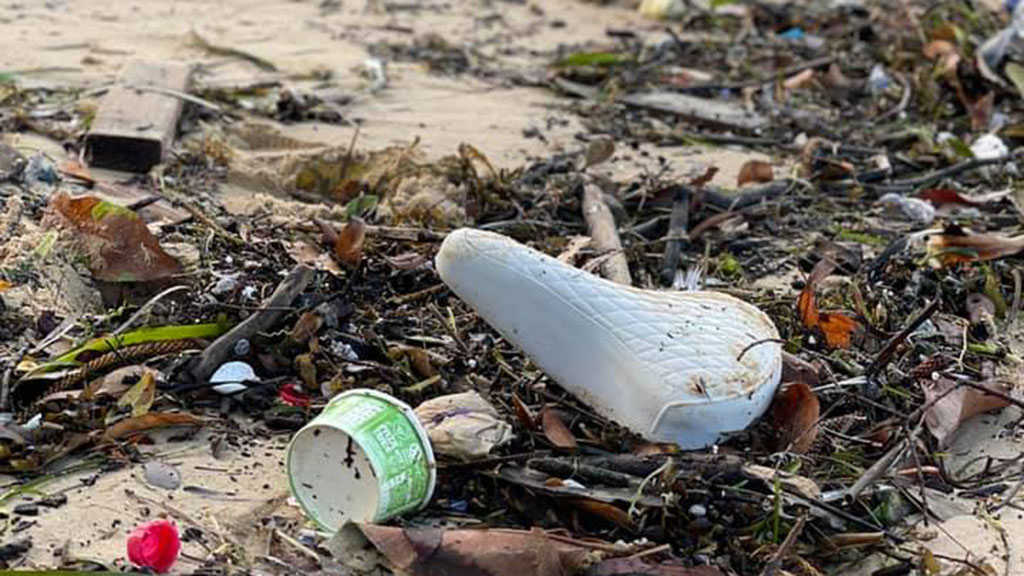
top-left (436, 228), bottom-right (783, 449)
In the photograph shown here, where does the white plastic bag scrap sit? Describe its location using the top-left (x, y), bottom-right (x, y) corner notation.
top-left (414, 391), bottom-right (513, 461)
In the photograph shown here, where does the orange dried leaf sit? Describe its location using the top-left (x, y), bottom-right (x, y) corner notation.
top-left (797, 259), bottom-right (858, 349)
top-left (541, 407), bottom-right (577, 449)
top-left (335, 217), bottom-right (367, 266)
top-left (48, 192), bottom-right (182, 282)
top-left (0, 280), bottom-right (10, 292)
top-left (104, 413), bottom-right (202, 441)
top-left (818, 313), bottom-right (859, 349)
top-left (567, 498), bottom-right (631, 529)
top-left (767, 381), bottom-right (820, 453)
top-left (737, 160), bottom-right (774, 186)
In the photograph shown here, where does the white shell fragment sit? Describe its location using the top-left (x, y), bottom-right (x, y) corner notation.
top-left (209, 361), bottom-right (258, 395)
top-left (436, 228), bottom-right (783, 449)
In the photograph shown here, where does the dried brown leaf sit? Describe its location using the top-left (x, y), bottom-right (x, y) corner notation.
top-left (48, 192), bottom-right (182, 282)
top-left (335, 217), bottom-right (367, 266)
top-left (924, 379), bottom-right (1011, 447)
top-left (104, 412), bottom-right (202, 441)
top-left (353, 524), bottom-right (590, 576)
top-left (116, 370), bottom-right (156, 417)
top-left (567, 498), bottom-right (631, 529)
top-left (736, 160), bottom-right (774, 187)
top-left (541, 407), bottom-right (577, 449)
top-left (766, 381), bottom-right (820, 453)
top-left (511, 393), bottom-right (538, 431)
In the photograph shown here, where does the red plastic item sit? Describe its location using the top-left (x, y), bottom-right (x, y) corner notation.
top-left (280, 382), bottom-right (312, 408)
top-left (127, 519), bottom-right (180, 574)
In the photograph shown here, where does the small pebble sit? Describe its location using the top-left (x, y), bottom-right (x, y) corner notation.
top-left (688, 503), bottom-right (707, 517)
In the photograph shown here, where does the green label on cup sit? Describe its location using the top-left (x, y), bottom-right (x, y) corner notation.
top-left (324, 394), bottom-right (431, 519)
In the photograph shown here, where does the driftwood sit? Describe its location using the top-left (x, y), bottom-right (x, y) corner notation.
top-left (582, 183), bottom-right (631, 285)
top-left (190, 265), bottom-right (314, 382)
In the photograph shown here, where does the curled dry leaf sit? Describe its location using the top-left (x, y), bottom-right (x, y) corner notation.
top-left (541, 407), bottom-right (578, 449)
top-left (736, 160), bottom-right (774, 187)
top-left (766, 381), bottom-right (820, 454)
top-left (797, 259), bottom-right (859, 349)
top-left (511, 393), bottom-right (538, 431)
top-left (117, 370), bottom-right (156, 417)
top-left (47, 192), bottom-right (182, 282)
top-left (924, 379), bottom-right (1011, 447)
top-left (104, 413), bottom-right (202, 441)
top-left (335, 217), bottom-right (367, 266)
top-left (925, 229), bottom-right (1024, 267)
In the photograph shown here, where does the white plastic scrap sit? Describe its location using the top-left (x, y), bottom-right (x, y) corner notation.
top-left (209, 361), bottom-right (258, 395)
top-left (970, 133), bottom-right (1010, 160)
top-left (877, 193), bottom-right (936, 224)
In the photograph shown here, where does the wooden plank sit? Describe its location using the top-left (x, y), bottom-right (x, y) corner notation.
top-left (86, 60), bottom-right (194, 172)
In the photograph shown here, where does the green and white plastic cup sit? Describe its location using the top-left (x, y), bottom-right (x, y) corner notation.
top-left (287, 389), bottom-right (436, 531)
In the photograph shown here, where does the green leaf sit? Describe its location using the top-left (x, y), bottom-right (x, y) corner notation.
top-left (345, 194), bottom-right (378, 219)
top-left (0, 72), bottom-right (14, 85)
top-left (711, 0), bottom-right (739, 7)
top-left (945, 136), bottom-right (974, 159)
top-left (28, 322), bottom-right (230, 376)
top-left (554, 52), bottom-right (629, 68)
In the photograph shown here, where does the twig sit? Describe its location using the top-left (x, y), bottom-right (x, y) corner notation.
top-left (872, 152), bottom-right (1023, 192)
top-left (660, 186), bottom-right (690, 285)
top-left (866, 297), bottom-right (941, 379)
top-left (676, 56), bottom-right (835, 93)
top-left (123, 83), bottom-right (223, 113)
top-left (759, 515), bottom-right (806, 576)
top-left (872, 72), bottom-right (911, 125)
top-left (190, 265), bottom-right (314, 382)
top-left (582, 183), bottom-right (631, 285)
top-left (113, 285), bottom-right (190, 335)
top-left (365, 225), bottom-right (447, 242)
top-left (274, 528), bottom-right (321, 566)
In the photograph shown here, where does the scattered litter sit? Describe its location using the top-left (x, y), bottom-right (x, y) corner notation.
top-left (414, 391), bottom-right (513, 460)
